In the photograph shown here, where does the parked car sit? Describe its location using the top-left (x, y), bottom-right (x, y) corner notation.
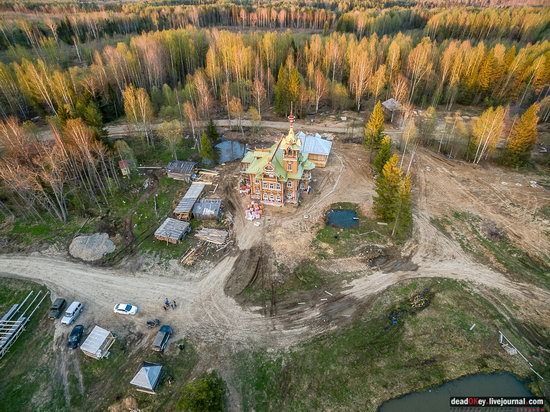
top-left (67, 325), bottom-right (84, 349)
top-left (61, 301), bottom-right (83, 325)
top-left (48, 298), bottom-right (66, 319)
top-left (113, 303), bottom-right (138, 315)
top-left (151, 325), bottom-right (173, 352)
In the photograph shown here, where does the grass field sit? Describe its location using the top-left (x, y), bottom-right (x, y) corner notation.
top-left (313, 202), bottom-right (393, 259)
top-left (432, 211), bottom-right (550, 290)
top-left (232, 279), bottom-right (540, 411)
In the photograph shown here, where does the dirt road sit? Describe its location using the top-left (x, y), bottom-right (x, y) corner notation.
top-left (1, 145), bottom-right (549, 350)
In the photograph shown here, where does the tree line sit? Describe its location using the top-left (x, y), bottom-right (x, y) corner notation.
top-left (1, 27), bottom-right (548, 123)
top-left (1, 5), bottom-right (548, 53)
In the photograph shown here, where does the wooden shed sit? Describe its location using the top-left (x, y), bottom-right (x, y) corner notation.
top-left (192, 198), bottom-right (222, 220)
top-left (154, 218), bottom-right (190, 244)
top-left (166, 160), bottom-right (196, 182)
top-left (174, 183), bottom-right (206, 220)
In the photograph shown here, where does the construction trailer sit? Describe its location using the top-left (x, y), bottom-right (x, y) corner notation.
top-left (192, 198), bottom-right (222, 220)
top-left (174, 182), bottom-right (206, 221)
top-left (80, 325), bottom-right (116, 359)
top-left (130, 362), bottom-right (163, 394)
top-left (166, 160), bottom-right (197, 182)
top-left (0, 290), bottom-right (49, 359)
top-left (154, 218), bottom-right (191, 244)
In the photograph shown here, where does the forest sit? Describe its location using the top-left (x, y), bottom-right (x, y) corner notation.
top-left (0, 0), bottom-right (548, 222)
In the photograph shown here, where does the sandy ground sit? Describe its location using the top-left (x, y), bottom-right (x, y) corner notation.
top-left (1, 140), bottom-right (549, 356)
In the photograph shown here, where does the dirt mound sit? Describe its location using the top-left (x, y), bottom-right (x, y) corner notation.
top-left (69, 233), bottom-right (116, 262)
top-left (224, 245), bottom-right (272, 298)
top-left (108, 396), bottom-right (138, 412)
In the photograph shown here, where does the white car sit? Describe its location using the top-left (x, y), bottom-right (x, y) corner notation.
top-left (113, 303), bottom-right (138, 315)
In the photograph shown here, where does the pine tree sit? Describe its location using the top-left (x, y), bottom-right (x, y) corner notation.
top-left (393, 174), bottom-right (412, 239)
top-left (373, 154), bottom-right (402, 222)
top-left (502, 103), bottom-right (539, 167)
top-left (274, 64), bottom-right (289, 116)
top-left (364, 101), bottom-right (385, 149)
top-left (206, 119), bottom-right (220, 143)
top-left (199, 131), bottom-right (217, 163)
top-left (373, 135), bottom-right (392, 174)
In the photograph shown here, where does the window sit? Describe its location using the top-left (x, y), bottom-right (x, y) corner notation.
top-left (287, 181), bottom-right (293, 188)
top-left (262, 182), bottom-right (268, 189)
top-left (269, 194), bottom-right (274, 201)
top-left (269, 183), bottom-right (274, 190)
top-left (263, 193), bottom-right (268, 200)
top-left (276, 183), bottom-right (281, 190)
top-left (287, 162), bottom-right (293, 171)
top-left (276, 195), bottom-right (281, 202)
top-left (255, 188), bottom-right (260, 194)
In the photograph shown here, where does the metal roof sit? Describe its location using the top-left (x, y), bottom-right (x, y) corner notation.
top-left (296, 132), bottom-right (333, 156)
top-left (192, 199), bottom-right (222, 219)
top-left (174, 183), bottom-right (206, 214)
top-left (155, 218), bottom-right (190, 241)
top-left (166, 160), bottom-right (196, 175)
top-left (130, 362), bottom-right (162, 392)
top-left (382, 98), bottom-right (402, 112)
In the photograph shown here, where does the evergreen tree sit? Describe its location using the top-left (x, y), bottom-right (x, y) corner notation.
top-left (373, 154), bottom-right (402, 222)
top-left (502, 103), bottom-right (539, 167)
top-left (199, 131), bottom-right (217, 163)
top-left (373, 135), bottom-right (392, 174)
top-left (206, 118), bottom-right (220, 143)
top-left (364, 101), bottom-right (385, 148)
top-left (274, 64), bottom-right (289, 116)
top-left (393, 174), bottom-right (412, 239)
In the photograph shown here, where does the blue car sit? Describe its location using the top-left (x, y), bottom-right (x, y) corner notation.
top-left (68, 325), bottom-right (84, 349)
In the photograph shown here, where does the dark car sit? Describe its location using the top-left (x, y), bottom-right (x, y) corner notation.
top-left (48, 298), bottom-right (66, 319)
top-left (151, 325), bottom-right (173, 352)
top-left (68, 325), bottom-right (84, 349)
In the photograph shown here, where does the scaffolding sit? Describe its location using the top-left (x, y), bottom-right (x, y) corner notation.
top-left (0, 290), bottom-right (50, 359)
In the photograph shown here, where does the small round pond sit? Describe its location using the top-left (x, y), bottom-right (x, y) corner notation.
top-left (326, 209), bottom-right (359, 228)
top-left (379, 372), bottom-right (533, 412)
top-left (216, 139), bottom-right (246, 163)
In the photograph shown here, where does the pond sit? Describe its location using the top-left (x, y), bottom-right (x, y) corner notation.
top-left (216, 139), bottom-right (246, 163)
top-left (326, 209), bottom-right (359, 228)
top-left (379, 372), bottom-right (533, 412)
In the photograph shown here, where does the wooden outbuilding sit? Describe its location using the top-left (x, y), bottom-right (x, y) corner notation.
top-left (192, 198), bottom-right (222, 220)
top-left (174, 183), bottom-right (206, 220)
top-left (382, 98), bottom-right (403, 124)
top-left (154, 218), bottom-right (190, 244)
top-left (166, 160), bottom-right (197, 182)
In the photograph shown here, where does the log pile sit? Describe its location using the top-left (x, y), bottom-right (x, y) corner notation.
top-left (195, 228), bottom-right (229, 245)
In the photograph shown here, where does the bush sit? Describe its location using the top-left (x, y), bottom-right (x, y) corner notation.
top-left (177, 371), bottom-right (226, 412)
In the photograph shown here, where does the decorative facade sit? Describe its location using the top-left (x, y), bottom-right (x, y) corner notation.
top-left (240, 117), bottom-right (316, 206)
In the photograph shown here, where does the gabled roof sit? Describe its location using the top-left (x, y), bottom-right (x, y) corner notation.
top-left (130, 362), bottom-right (162, 392)
top-left (174, 183), bottom-right (206, 214)
top-left (242, 130), bottom-right (315, 181)
top-left (382, 98), bottom-right (402, 112)
top-left (166, 160), bottom-right (196, 175)
top-left (155, 218), bottom-right (190, 241)
top-left (296, 132), bottom-right (333, 156)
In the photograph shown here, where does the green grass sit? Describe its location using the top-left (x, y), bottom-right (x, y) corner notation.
top-left (232, 279), bottom-right (537, 412)
top-left (313, 202), bottom-right (392, 258)
top-left (433, 211), bottom-right (550, 290)
top-left (0, 279), bottom-right (67, 412)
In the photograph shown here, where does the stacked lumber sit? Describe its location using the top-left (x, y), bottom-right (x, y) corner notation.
top-left (195, 228), bottom-right (229, 245)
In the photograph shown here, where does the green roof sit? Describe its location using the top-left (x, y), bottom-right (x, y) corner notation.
top-left (243, 136), bottom-right (315, 181)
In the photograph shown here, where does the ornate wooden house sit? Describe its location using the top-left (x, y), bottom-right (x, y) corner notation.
top-left (240, 118), bottom-right (316, 206)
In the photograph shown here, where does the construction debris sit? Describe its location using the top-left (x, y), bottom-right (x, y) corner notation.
top-left (195, 228), bottom-right (229, 245)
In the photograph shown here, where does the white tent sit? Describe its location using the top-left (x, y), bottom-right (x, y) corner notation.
top-left (130, 362), bottom-right (163, 394)
top-left (80, 325), bottom-right (116, 359)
